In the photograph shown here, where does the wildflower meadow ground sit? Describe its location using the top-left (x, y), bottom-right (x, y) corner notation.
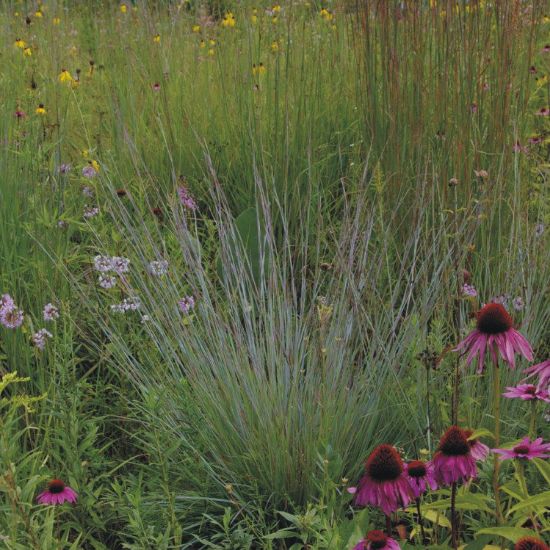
top-left (0, 0), bottom-right (549, 549)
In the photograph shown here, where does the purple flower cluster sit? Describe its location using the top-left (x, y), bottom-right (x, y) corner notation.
top-left (110, 297), bottom-right (141, 313)
top-left (177, 186), bottom-right (197, 211)
top-left (32, 328), bottom-right (53, 350)
top-left (43, 303), bottom-right (60, 321)
top-left (462, 283), bottom-right (477, 297)
top-left (0, 293), bottom-right (24, 329)
top-left (93, 255), bottom-right (130, 275)
top-left (148, 260), bottom-right (169, 276)
top-left (178, 295), bottom-right (195, 314)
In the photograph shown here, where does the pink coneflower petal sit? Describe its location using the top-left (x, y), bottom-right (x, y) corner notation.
top-left (433, 426), bottom-right (477, 486)
top-left (493, 437), bottom-right (550, 461)
top-left (523, 359), bottom-right (550, 390)
top-left (454, 303), bottom-right (532, 372)
top-left (36, 479), bottom-right (78, 506)
top-left (354, 444), bottom-right (413, 515)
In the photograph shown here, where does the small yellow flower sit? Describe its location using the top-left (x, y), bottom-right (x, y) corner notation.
top-left (82, 149), bottom-right (89, 158)
top-left (270, 41), bottom-right (279, 53)
top-left (271, 16), bottom-right (278, 24)
top-left (209, 39), bottom-right (216, 46)
top-left (272, 4), bottom-right (281, 13)
top-left (58, 69), bottom-right (73, 83)
top-left (252, 63), bottom-right (266, 76)
top-left (53, 17), bottom-right (61, 25)
top-left (34, 10), bottom-right (43, 18)
top-left (199, 40), bottom-right (206, 49)
top-left (192, 24), bottom-right (201, 33)
top-left (35, 104), bottom-right (46, 115)
top-left (221, 12), bottom-right (236, 27)
top-left (14, 38), bottom-right (26, 49)
top-left (120, 4), bottom-right (127, 13)
top-left (23, 47), bottom-right (32, 57)
top-left (91, 160), bottom-right (100, 172)
top-left (320, 8), bottom-right (333, 21)
top-left (207, 48), bottom-right (215, 56)
top-left (251, 14), bottom-right (257, 23)
top-left (153, 34), bottom-right (161, 43)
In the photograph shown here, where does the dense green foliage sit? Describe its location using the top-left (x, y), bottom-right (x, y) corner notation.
top-left (0, 1), bottom-right (548, 548)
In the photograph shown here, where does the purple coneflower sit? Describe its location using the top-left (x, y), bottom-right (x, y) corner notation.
top-left (515, 536), bottom-right (550, 550)
top-left (58, 163), bottom-right (72, 174)
top-left (503, 384), bottom-right (549, 403)
top-left (37, 479), bottom-right (77, 505)
top-left (353, 444), bottom-right (412, 515)
top-left (543, 44), bottom-right (550, 53)
top-left (464, 430), bottom-right (490, 462)
top-left (493, 437), bottom-right (550, 461)
top-left (152, 82), bottom-right (161, 91)
top-left (523, 359), bottom-right (550, 391)
top-left (454, 303), bottom-right (533, 372)
top-left (353, 530), bottom-right (401, 550)
top-left (404, 460), bottom-right (437, 498)
top-left (535, 107), bottom-right (549, 116)
top-left (432, 426), bottom-right (477, 486)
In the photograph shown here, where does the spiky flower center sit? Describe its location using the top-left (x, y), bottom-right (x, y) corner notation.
top-left (366, 530), bottom-right (388, 549)
top-left (515, 536), bottom-right (550, 550)
top-left (365, 444), bottom-right (403, 482)
top-left (47, 479), bottom-right (65, 494)
top-left (513, 444), bottom-right (530, 456)
top-left (523, 385), bottom-right (537, 396)
top-left (438, 426), bottom-right (470, 456)
top-left (476, 303), bottom-right (513, 334)
top-left (407, 460), bottom-right (427, 478)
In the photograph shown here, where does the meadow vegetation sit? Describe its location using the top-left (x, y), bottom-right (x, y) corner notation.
top-left (0, 1), bottom-right (549, 548)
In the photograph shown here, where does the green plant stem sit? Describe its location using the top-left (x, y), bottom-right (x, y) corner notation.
top-left (528, 400), bottom-right (537, 438)
top-left (492, 364), bottom-right (502, 526)
top-left (450, 482), bottom-right (458, 550)
top-left (415, 497), bottom-right (427, 544)
top-left (515, 459), bottom-right (539, 534)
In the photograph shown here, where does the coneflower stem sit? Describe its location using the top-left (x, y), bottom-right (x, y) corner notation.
top-left (492, 363), bottom-right (503, 526)
top-left (415, 497), bottom-right (427, 544)
top-left (528, 400), bottom-right (537, 439)
top-left (385, 514), bottom-right (392, 536)
top-left (450, 481), bottom-right (458, 550)
top-left (452, 353), bottom-right (461, 425)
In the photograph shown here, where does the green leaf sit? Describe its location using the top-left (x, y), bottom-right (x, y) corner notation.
top-left (507, 491), bottom-right (550, 514)
top-left (264, 528), bottom-right (299, 540)
top-left (476, 526), bottom-right (537, 542)
top-left (532, 458), bottom-right (550, 485)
